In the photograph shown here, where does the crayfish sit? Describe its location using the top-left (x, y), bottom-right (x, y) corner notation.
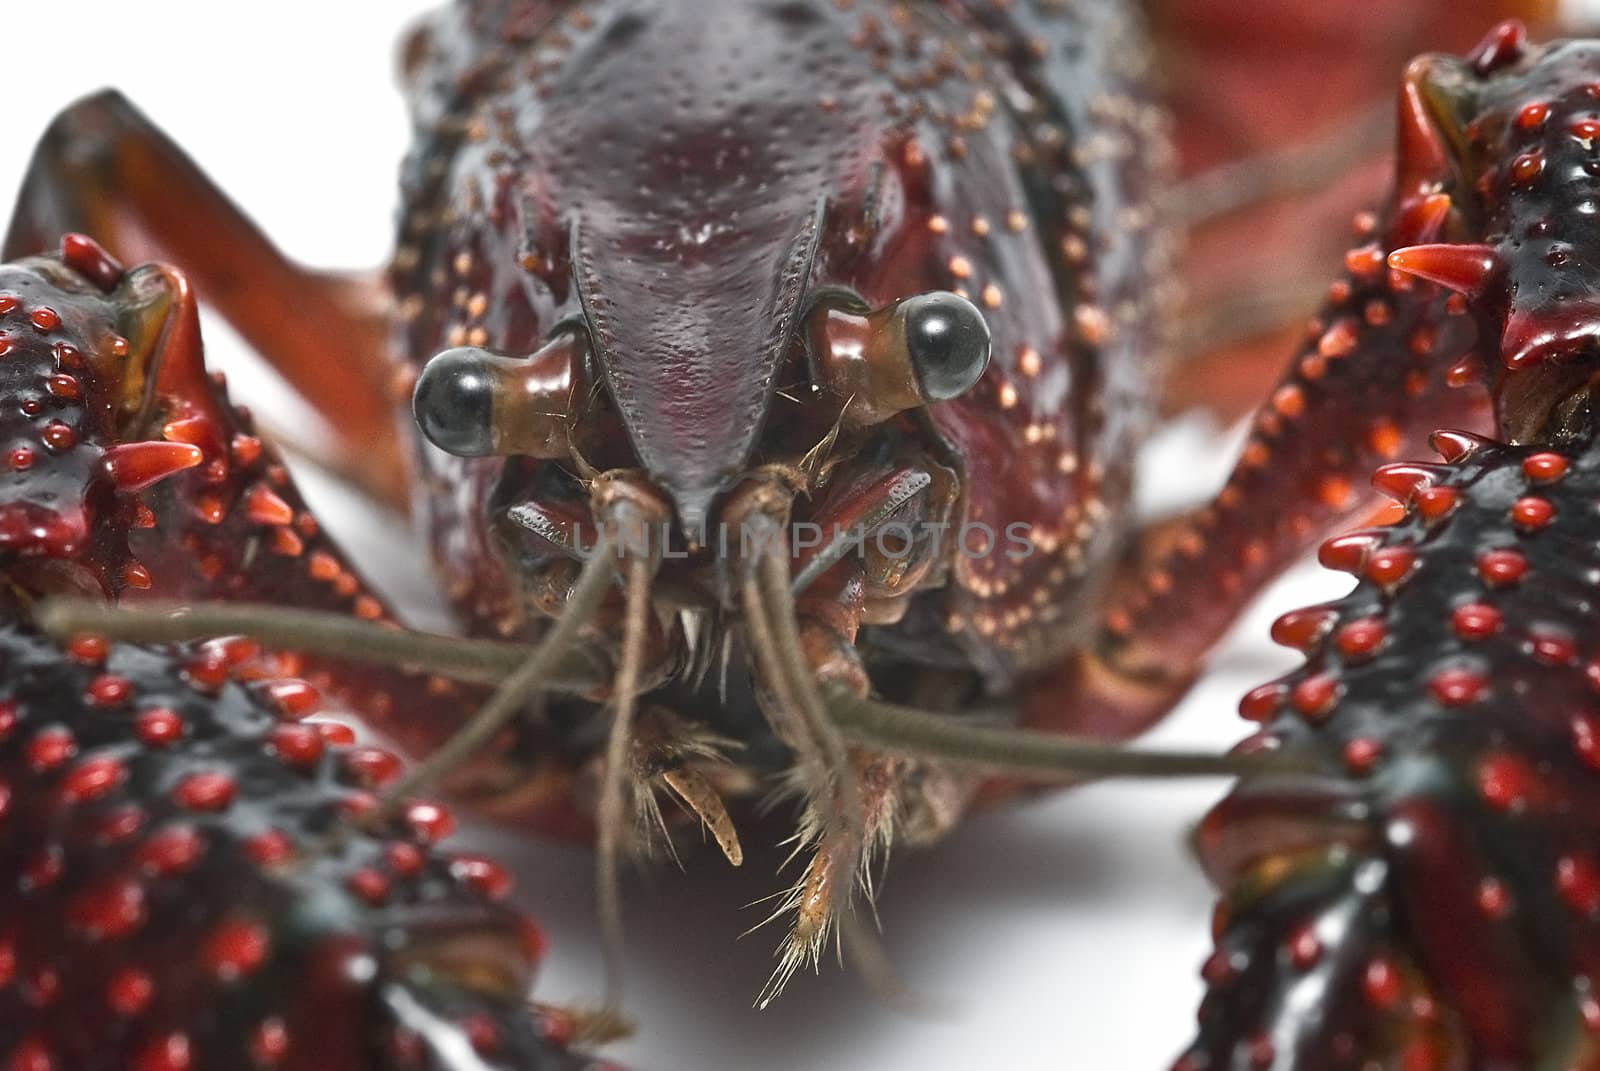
top-left (5, 1), bottom-right (1600, 1069)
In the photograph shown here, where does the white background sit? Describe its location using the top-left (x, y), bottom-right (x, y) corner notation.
top-left (6, 3), bottom-right (1576, 1068)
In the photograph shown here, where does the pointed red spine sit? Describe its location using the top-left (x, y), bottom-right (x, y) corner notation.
top-left (1430, 429), bottom-right (1491, 464)
top-left (59, 235), bottom-right (125, 294)
top-left (1467, 20), bottom-right (1528, 75)
top-left (1386, 244), bottom-right (1500, 297)
top-left (101, 442), bottom-right (204, 494)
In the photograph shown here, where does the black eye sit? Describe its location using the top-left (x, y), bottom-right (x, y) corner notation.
top-left (902, 292), bottom-right (991, 401)
top-left (413, 347), bottom-right (496, 457)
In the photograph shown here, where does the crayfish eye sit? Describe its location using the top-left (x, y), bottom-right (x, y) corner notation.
top-left (413, 347), bottom-right (497, 457)
top-left (803, 288), bottom-right (993, 428)
top-left (412, 333), bottom-right (588, 460)
top-left (901, 291), bottom-right (991, 401)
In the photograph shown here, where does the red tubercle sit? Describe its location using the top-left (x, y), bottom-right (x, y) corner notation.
top-left (1371, 463), bottom-right (1436, 504)
top-left (1522, 452), bottom-right (1569, 482)
top-left (343, 747), bottom-right (404, 789)
top-left (8, 1039), bottom-right (56, 1071)
top-left (1529, 627), bottom-right (1577, 666)
top-left (1365, 546), bottom-right (1417, 588)
top-left (66, 878), bottom-right (147, 941)
top-left (385, 842), bottom-right (426, 878)
top-left (267, 724), bottom-right (325, 769)
top-left (404, 800), bottom-right (457, 844)
top-left (1451, 603), bottom-right (1502, 641)
top-left (1363, 957), bottom-right (1402, 1009)
top-left (160, 414), bottom-right (225, 456)
top-left (1269, 607), bottom-right (1336, 650)
top-left (1510, 496), bottom-right (1555, 530)
top-left (1343, 244), bottom-right (1385, 278)
top-left (1415, 486), bottom-right (1458, 521)
top-left (1428, 666), bottom-right (1488, 707)
top-left (130, 1032), bottom-right (191, 1071)
top-left (44, 374), bottom-right (79, 401)
top-left (1392, 192), bottom-right (1452, 248)
top-left (1467, 20), bottom-right (1528, 75)
top-left (40, 423), bottom-right (76, 451)
top-left (251, 1019), bottom-right (290, 1066)
top-left (244, 484), bottom-right (295, 526)
top-left (84, 674), bottom-right (132, 707)
top-left (1290, 673), bottom-right (1341, 721)
top-left (59, 234), bottom-right (126, 292)
top-left (1342, 737), bottom-right (1383, 775)
top-left (1431, 429), bottom-right (1491, 464)
top-left (347, 868), bottom-right (391, 906)
top-left (1477, 548), bottom-right (1528, 586)
top-left (172, 771), bottom-right (236, 812)
top-left (1334, 618), bottom-right (1387, 661)
top-left (1476, 753), bottom-right (1536, 811)
top-left (1557, 854), bottom-right (1600, 916)
top-left (316, 722), bottom-right (357, 746)
top-left (262, 679), bottom-right (321, 719)
top-left (271, 527), bottom-right (305, 556)
top-left (106, 967), bottom-right (155, 1017)
top-left (136, 825), bottom-right (206, 877)
top-left (1478, 877), bottom-right (1513, 919)
top-left (1319, 531), bottom-right (1383, 575)
top-left (27, 727), bottom-right (76, 772)
top-left (66, 634), bottom-right (109, 664)
top-left (1516, 101), bottom-right (1551, 129)
top-left (244, 829), bottom-right (295, 867)
top-left (202, 919), bottom-right (270, 981)
top-left (59, 756), bottom-right (126, 804)
top-left (134, 707), bottom-right (184, 747)
top-left (28, 308), bottom-right (60, 333)
top-left (1573, 714), bottom-right (1600, 770)
top-left (451, 855), bottom-right (513, 900)
top-left (1509, 152), bottom-right (1544, 184)
top-left (1286, 924), bottom-right (1322, 970)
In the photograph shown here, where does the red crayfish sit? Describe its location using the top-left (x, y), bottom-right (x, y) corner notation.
top-left (3, 1), bottom-right (1597, 1068)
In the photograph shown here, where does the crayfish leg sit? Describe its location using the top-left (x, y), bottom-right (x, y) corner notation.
top-left (1033, 158), bottom-right (1508, 743)
top-left (3, 90), bottom-right (408, 507)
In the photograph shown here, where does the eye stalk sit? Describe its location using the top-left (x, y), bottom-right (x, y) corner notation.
top-left (412, 330), bottom-right (589, 459)
top-left (804, 290), bottom-right (991, 428)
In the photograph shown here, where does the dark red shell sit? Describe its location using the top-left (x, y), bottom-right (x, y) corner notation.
top-left (0, 244), bottom-right (601, 1068)
top-left (0, 608), bottom-right (591, 1071)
